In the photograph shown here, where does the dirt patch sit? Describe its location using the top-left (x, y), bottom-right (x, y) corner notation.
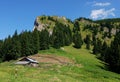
top-left (28, 54), bottom-right (74, 65)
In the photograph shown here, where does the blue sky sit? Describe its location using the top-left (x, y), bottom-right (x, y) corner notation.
top-left (0, 0), bottom-right (119, 39)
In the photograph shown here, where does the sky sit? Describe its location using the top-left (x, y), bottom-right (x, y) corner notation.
top-left (0, 0), bottom-right (120, 39)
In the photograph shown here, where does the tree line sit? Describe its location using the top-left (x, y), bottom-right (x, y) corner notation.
top-left (0, 22), bottom-right (83, 62)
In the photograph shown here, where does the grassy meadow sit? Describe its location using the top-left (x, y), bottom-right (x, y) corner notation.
top-left (0, 46), bottom-right (120, 82)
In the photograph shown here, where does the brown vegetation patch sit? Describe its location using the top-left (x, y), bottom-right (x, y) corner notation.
top-left (28, 54), bottom-right (74, 65)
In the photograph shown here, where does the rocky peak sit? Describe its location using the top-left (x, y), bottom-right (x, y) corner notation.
top-left (33, 16), bottom-right (74, 34)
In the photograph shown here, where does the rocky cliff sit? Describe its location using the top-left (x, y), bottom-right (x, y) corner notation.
top-left (33, 15), bottom-right (74, 34)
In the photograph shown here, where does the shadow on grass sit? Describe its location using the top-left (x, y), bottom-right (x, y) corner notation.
top-left (96, 61), bottom-right (120, 79)
top-left (96, 62), bottom-right (120, 80)
top-left (96, 61), bottom-right (109, 71)
top-left (96, 56), bottom-right (120, 74)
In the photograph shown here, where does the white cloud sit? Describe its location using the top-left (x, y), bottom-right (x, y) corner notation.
top-left (90, 8), bottom-right (115, 19)
top-left (93, 2), bottom-right (111, 7)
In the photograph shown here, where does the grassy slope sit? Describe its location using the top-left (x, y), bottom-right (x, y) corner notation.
top-left (0, 46), bottom-right (120, 82)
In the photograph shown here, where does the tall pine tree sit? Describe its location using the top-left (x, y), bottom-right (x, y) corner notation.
top-left (73, 31), bottom-right (83, 48)
top-left (20, 31), bottom-right (32, 56)
top-left (52, 23), bottom-right (64, 48)
top-left (32, 29), bottom-right (39, 54)
top-left (39, 29), bottom-right (49, 50)
top-left (84, 34), bottom-right (91, 50)
top-left (100, 41), bottom-right (108, 61)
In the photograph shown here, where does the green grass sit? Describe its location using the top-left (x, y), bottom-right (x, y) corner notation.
top-left (0, 46), bottom-right (120, 82)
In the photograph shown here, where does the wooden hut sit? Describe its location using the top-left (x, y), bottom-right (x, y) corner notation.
top-left (15, 57), bottom-right (39, 67)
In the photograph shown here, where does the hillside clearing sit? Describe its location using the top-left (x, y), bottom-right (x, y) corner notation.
top-left (29, 54), bottom-right (74, 65)
top-left (0, 46), bottom-right (120, 82)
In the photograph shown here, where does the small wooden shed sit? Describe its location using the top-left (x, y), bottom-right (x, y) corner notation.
top-left (15, 57), bottom-right (39, 67)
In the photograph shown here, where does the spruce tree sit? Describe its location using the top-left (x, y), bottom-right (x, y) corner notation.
top-left (100, 41), bottom-right (108, 61)
top-left (52, 32), bottom-right (61, 49)
top-left (20, 31), bottom-right (32, 56)
top-left (73, 31), bottom-right (83, 48)
top-left (63, 25), bottom-right (72, 46)
top-left (93, 38), bottom-right (102, 54)
top-left (85, 34), bottom-right (91, 49)
top-left (97, 38), bottom-right (102, 53)
top-left (39, 29), bottom-right (49, 50)
top-left (92, 39), bottom-right (98, 54)
top-left (92, 34), bottom-right (96, 45)
top-left (93, 25), bottom-right (98, 35)
top-left (52, 24), bottom-right (63, 49)
top-left (10, 30), bottom-right (21, 59)
top-left (73, 21), bottom-right (80, 32)
top-left (2, 36), bottom-right (12, 61)
top-left (32, 29), bottom-right (39, 54)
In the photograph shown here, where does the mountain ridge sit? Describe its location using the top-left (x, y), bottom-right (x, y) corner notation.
top-left (34, 15), bottom-right (120, 42)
